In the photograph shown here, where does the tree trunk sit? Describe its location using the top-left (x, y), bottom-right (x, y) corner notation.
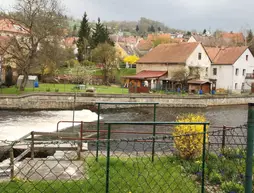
top-left (20, 71), bottom-right (28, 91)
top-left (103, 68), bottom-right (110, 86)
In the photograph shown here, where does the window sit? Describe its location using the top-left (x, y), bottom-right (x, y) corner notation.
top-left (235, 68), bottom-right (239, 76)
top-left (246, 55), bottom-right (249, 61)
top-left (205, 67), bottom-right (208, 76)
top-left (235, 83), bottom-right (238, 89)
top-left (243, 69), bottom-right (246, 76)
top-left (213, 68), bottom-right (217, 76)
top-left (198, 53), bottom-right (202, 60)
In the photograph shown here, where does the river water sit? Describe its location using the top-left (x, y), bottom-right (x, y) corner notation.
top-left (0, 105), bottom-right (248, 140)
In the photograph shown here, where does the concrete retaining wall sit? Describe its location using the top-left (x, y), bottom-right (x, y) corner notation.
top-left (0, 93), bottom-right (253, 110)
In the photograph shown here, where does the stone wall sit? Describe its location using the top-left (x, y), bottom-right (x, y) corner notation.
top-left (0, 93), bottom-right (253, 110)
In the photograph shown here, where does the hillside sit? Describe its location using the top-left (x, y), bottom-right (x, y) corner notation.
top-left (66, 17), bottom-right (185, 36)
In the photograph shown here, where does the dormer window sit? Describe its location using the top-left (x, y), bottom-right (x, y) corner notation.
top-left (198, 53), bottom-right (202, 60)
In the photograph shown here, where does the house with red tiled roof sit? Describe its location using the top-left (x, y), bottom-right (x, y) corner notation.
top-left (0, 18), bottom-right (30, 84)
top-left (124, 42), bottom-right (212, 93)
top-left (0, 18), bottom-right (29, 36)
top-left (64, 37), bottom-right (78, 48)
top-left (221, 32), bottom-right (245, 46)
top-left (205, 46), bottom-right (254, 93)
top-left (188, 32), bottom-right (246, 47)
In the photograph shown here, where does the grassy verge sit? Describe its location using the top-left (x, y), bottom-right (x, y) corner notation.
top-left (0, 84), bottom-right (129, 95)
top-left (0, 157), bottom-right (198, 193)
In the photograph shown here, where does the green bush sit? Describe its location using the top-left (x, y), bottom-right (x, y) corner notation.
top-left (221, 181), bottom-right (244, 193)
top-left (46, 88), bottom-right (51, 92)
top-left (55, 88), bottom-right (59, 92)
top-left (81, 60), bottom-right (95, 66)
top-left (209, 170), bottom-right (222, 185)
top-left (222, 148), bottom-right (245, 159)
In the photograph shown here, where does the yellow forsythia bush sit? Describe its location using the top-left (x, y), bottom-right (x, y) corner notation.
top-left (173, 114), bottom-right (209, 160)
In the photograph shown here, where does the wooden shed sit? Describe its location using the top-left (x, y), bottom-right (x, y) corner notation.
top-left (188, 80), bottom-right (211, 94)
top-left (123, 70), bottom-right (167, 93)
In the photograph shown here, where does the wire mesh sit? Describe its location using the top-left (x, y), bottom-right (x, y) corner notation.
top-left (0, 125), bottom-right (249, 193)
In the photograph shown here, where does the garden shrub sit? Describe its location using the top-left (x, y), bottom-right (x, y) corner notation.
top-left (222, 147), bottom-right (245, 159)
top-left (221, 181), bottom-right (244, 193)
top-left (173, 113), bottom-right (208, 160)
top-left (209, 170), bottom-right (222, 185)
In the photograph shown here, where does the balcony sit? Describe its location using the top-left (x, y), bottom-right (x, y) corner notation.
top-left (245, 73), bottom-right (254, 79)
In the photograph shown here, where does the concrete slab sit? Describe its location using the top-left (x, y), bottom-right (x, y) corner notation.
top-left (16, 158), bottom-right (85, 180)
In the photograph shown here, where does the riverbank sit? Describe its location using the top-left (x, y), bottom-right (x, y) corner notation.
top-left (0, 92), bottom-right (254, 110)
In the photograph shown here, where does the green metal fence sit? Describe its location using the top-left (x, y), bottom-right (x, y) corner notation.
top-left (95, 102), bottom-right (159, 162)
top-left (0, 120), bottom-right (252, 192)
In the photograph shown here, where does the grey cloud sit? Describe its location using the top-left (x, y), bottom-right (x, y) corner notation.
top-left (1, 0), bottom-right (254, 31)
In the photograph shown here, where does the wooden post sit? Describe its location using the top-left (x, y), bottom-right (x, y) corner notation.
top-left (30, 132), bottom-right (34, 160)
top-left (10, 148), bottom-right (14, 180)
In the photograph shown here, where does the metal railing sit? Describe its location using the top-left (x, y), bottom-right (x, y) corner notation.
top-left (0, 123), bottom-right (251, 193)
top-left (95, 102), bottom-right (159, 161)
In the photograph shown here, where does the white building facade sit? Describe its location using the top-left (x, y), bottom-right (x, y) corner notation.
top-left (209, 48), bottom-right (254, 93)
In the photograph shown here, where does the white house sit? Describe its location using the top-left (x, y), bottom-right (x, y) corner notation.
top-left (128, 42), bottom-right (212, 92)
top-left (205, 46), bottom-right (254, 93)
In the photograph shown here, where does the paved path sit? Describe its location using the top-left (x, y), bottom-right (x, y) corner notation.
top-left (0, 150), bottom-right (86, 181)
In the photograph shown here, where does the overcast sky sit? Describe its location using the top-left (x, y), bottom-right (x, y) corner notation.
top-left (0, 0), bottom-right (253, 32)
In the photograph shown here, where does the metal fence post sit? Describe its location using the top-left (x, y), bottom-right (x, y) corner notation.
top-left (80, 121), bottom-right (83, 152)
top-left (152, 104), bottom-right (157, 162)
top-left (222, 125), bottom-right (226, 151)
top-left (201, 123), bottom-right (207, 193)
top-left (105, 124), bottom-right (111, 193)
top-left (96, 103), bottom-right (101, 162)
top-left (9, 147), bottom-right (14, 180)
top-left (245, 103), bottom-right (254, 193)
top-left (31, 131), bottom-right (34, 160)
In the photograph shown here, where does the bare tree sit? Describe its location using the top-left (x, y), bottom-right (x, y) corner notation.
top-left (171, 67), bottom-right (202, 89)
top-left (0, 0), bottom-right (66, 90)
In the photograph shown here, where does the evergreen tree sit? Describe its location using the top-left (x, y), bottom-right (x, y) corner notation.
top-left (147, 26), bottom-right (151, 32)
top-left (77, 12), bottom-right (91, 62)
top-left (247, 29), bottom-right (253, 44)
top-left (91, 18), bottom-right (113, 49)
top-left (72, 24), bottom-right (77, 36)
top-left (136, 25), bottom-right (139, 32)
top-left (150, 25), bottom-right (155, 33)
top-left (158, 27), bottom-right (161, 32)
top-left (203, 29), bottom-right (207, 35)
top-left (5, 66), bottom-right (13, 87)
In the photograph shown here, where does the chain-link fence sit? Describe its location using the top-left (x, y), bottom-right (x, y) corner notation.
top-left (0, 125), bottom-right (250, 193)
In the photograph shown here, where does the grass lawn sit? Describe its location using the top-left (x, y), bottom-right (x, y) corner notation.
top-left (0, 157), bottom-right (198, 193)
top-left (0, 84), bottom-right (129, 95)
top-left (93, 68), bottom-right (136, 76)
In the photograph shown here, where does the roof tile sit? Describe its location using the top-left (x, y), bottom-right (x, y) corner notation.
top-left (137, 42), bottom-right (199, 64)
top-left (124, 70), bottom-right (167, 79)
top-left (205, 46), bottom-right (248, 65)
